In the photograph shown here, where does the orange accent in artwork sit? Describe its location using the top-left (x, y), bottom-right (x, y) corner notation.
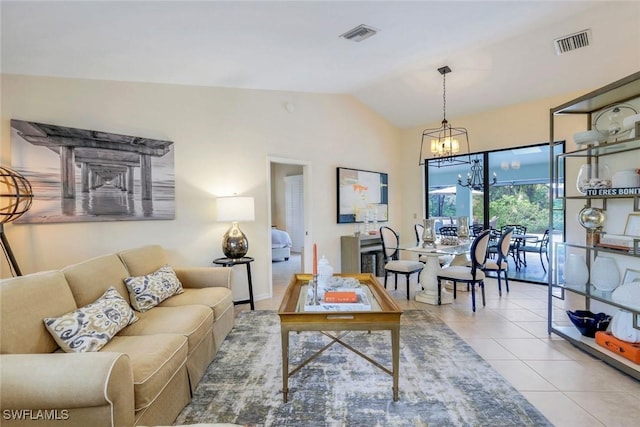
top-left (352, 184), bottom-right (368, 194)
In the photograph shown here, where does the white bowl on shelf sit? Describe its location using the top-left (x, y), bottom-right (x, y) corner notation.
top-left (573, 129), bottom-right (608, 146)
top-left (622, 113), bottom-right (640, 130)
top-left (612, 169), bottom-right (640, 188)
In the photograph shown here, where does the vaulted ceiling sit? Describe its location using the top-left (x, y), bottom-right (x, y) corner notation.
top-left (2, 1), bottom-right (639, 128)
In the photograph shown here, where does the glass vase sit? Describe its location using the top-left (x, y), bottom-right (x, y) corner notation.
top-left (563, 253), bottom-right (589, 288)
top-left (457, 216), bottom-right (469, 239)
top-left (591, 256), bottom-right (620, 292)
top-left (422, 218), bottom-right (436, 248)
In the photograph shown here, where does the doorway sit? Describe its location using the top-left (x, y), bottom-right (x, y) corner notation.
top-left (268, 157), bottom-right (312, 298)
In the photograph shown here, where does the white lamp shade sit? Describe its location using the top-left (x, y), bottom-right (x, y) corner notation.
top-left (216, 196), bottom-right (255, 222)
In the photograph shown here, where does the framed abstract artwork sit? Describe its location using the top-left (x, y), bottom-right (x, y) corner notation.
top-left (10, 119), bottom-right (175, 223)
top-left (336, 167), bottom-right (388, 224)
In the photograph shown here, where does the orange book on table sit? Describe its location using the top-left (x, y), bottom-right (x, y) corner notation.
top-left (324, 291), bottom-right (358, 303)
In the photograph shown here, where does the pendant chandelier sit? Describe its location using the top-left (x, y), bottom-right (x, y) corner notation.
top-left (458, 158), bottom-right (497, 191)
top-left (419, 65), bottom-right (471, 167)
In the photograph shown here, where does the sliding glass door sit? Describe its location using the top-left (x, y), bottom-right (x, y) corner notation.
top-left (425, 142), bottom-right (563, 284)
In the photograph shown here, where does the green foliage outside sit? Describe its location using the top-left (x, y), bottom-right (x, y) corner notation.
top-left (430, 183), bottom-right (552, 234)
top-left (488, 184), bottom-right (549, 234)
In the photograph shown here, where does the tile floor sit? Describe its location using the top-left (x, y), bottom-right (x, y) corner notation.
top-left (236, 254), bottom-right (640, 427)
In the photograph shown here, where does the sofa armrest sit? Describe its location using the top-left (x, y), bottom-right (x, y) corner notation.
top-left (1, 352), bottom-right (134, 427)
top-left (174, 267), bottom-right (233, 289)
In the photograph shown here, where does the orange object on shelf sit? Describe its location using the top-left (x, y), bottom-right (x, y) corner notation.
top-left (595, 331), bottom-right (640, 364)
top-left (324, 291), bottom-right (358, 303)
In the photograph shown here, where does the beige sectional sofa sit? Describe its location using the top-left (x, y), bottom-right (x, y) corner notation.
top-left (0, 245), bottom-right (236, 427)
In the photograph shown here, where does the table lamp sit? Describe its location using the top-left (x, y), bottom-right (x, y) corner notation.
top-left (0, 166), bottom-right (34, 276)
top-left (216, 196), bottom-right (255, 259)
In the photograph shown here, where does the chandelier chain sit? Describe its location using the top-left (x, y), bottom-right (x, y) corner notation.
top-left (442, 71), bottom-right (446, 121)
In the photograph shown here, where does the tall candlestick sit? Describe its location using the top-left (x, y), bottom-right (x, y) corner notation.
top-left (313, 243), bottom-right (318, 275)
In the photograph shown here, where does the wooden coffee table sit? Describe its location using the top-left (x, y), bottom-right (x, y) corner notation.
top-left (277, 273), bottom-right (403, 402)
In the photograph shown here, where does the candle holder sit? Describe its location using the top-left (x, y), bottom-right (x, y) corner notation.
top-left (312, 274), bottom-right (320, 305)
top-left (422, 218), bottom-right (436, 248)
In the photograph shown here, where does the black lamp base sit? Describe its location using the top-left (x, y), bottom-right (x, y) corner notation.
top-left (222, 222), bottom-right (248, 259)
top-left (0, 223), bottom-right (22, 276)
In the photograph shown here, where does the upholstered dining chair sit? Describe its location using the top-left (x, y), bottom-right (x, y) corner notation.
top-left (501, 224), bottom-right (527, 269)
top-left (437, 229), bottom-right (491, 312)
top-left (519, 229), bottom-right (550, 272)
top-left (414, 223), bottom-right (428, 263)
top-left (380, 226), bottom-right (424, 300)
top-left (482, 227), bottom-right (513, 296)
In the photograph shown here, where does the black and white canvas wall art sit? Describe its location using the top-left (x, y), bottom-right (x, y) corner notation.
top-left (10, 120), bottom-right (175, 223)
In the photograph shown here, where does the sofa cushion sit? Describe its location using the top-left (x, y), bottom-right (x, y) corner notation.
top-left (44, 287), bottom-right (138, 353)
top-left (101, 334), bottom-right (188, 412)
top-left (159, 287), bottom-right (233, 321)
top-left (118, 245), bottom-right (168, 277)
top-left (118, 306), bottom-right (213, 355)
top-left (124, 265), bottom-right (184, 312)
top-left (1, 271), bottom-right (78, 354)
top-left (63, 253), bottom-right (132, 307)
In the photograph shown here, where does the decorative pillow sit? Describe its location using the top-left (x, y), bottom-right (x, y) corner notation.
top-left (44, 287), bottom-right (138, 353)
top-left (124, 265), bottom-right (184, 312)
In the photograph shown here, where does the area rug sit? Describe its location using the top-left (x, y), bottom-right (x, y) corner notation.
top-left (174, 310), bottom-right (551, 427)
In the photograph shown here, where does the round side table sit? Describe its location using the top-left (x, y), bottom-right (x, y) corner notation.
top-left (212, 256), bottom-right (255, 310)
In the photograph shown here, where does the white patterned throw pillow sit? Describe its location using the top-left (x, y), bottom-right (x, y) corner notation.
top-left (44, 287), bottom-right (138, 353)
top-left (124, 265), bottom-right (184, 312)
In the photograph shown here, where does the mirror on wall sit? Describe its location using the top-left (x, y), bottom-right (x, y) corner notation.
top-left (425, 142), bottom-right (564, 285)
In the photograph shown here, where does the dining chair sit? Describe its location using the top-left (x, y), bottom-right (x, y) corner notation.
top-left (439, 226), bottom-right (458, 236)
top-left (437, 229), bottom-right (491, 312)
top-left (482, 227), bottom-right (513, 296)
top-left (501, 224), bottom-right (527, 269)
top-left (488, 216), bottom-right (499, 230)
top-left (470, 223), bottom-right (485, 237)
top-left (380, 226), bottom-right (424, 300)
top-left (518, 229), bottom-right (550, 272)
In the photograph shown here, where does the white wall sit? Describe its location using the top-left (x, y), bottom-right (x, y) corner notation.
top-left (0, 74), bottom-right (401, 302)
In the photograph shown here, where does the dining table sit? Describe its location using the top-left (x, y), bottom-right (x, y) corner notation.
top-left (400, 241), bottom-right (471, 305)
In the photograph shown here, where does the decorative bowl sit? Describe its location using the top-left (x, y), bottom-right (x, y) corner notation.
top-left (578, 206), bottom-right (606, 230)
top-left (566, 310), bottom-right (612, 338)
top-left (576, 163), bottom-right (611, 194)
top-left (622, 113), bottom-right (640, 131)
top-left (612, 169), bottom-right (640, 188)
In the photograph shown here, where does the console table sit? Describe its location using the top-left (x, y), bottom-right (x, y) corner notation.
top-left (340, 234), bottom-right (385, 276)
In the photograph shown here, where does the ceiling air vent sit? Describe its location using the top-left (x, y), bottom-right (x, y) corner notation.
top-left (553, 29), bottom-right (591, 55)
top-left (340, 24), bottom-right (378, 42)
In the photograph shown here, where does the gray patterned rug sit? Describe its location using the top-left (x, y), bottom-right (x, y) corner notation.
top-left (174, 310), bottom-right (551, 427)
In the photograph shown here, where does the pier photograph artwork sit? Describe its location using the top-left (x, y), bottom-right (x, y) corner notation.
top-left (10, 120), bottom-right (175, 223)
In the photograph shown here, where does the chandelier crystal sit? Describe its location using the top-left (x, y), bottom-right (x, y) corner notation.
top-left (419, 65), bottom-right (471, 167)
top-left (457, 158), bottom-right (497, 191)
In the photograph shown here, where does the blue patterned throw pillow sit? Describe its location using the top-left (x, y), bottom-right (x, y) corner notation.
top-left (124, 265), bottom-right (184, 312)
top-left (44, 287), bottom-right (138, 352)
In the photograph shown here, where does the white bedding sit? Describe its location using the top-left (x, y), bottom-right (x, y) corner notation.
top-left (271, 228), bottom-right (293, 248)
top-left (272, 228), bottom-right (292, 261)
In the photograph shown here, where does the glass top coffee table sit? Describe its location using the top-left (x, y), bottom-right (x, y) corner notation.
top-left (277, 273), bottom-right (403, 402)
